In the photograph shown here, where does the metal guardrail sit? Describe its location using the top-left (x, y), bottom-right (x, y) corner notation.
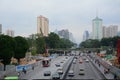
top-left (62, 56), bottom-right (74, 79)
top-left (61, 57), bottom-right (74, 79)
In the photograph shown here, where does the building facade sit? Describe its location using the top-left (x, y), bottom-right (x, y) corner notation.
top-left (6, 29), bottom-right (14, 37)
top-left (92, 16), bottom-right (103, 40)
top-left (83, 31), bottom-right (89, 41)
top-left (56, 29), bottom-right (75, 42)
top-left (102, 26), bottom-right (107, 38)
top-left (37, 15), bottom-right (49, 36)
top-left (58, 29), bottom-right (69, 40)
top-left (106, 25), bottom-right (118, 38)
top-left (0, 24), bottom-right (2, 34)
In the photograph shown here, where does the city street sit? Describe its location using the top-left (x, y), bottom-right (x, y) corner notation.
top-left (19, 56), bottom-right (72, 79)
top-left (66, 55), bottom-right (105, 79)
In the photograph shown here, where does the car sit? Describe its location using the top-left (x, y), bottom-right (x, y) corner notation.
top-left (68, 70), bottom-right (74, 77)
top-left (52, 72), bottom-right (60, 79)
top-left (79, 68), bottom-right (85, 75)
top-left (85, 59), bottom-right (89, 62)
top-left (57, 67), bottom-right (63, 74)
top-left (66, 57), bottom-right (68, 59)
top-left (61, 61), bottom-right (64, 63)
top-left (44, 71), bottom-right (51, 76)
top-left (55, 63), bottom-right (60, 67)
top-left (73, 60), bottom-right (76, 64)
top-left (83, 57), bottom-right (86, 60)
top-left (79, 59), bottom-right (83, 63)
top-left (74, 56), bottom-right (78, 59)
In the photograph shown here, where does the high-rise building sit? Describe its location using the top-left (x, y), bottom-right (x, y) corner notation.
top-left (69, 32), bottom-right (75, 43)
top-left (83, 31), bottom-right (89, 41)
top-left (58, 29), bottom-right (69, 40)
top-left (102, 26), bottom-right (107, 38)
top-left (0, 24), bottom-right (2, 34)
top-left (106, 25), bottom-right (118, 38)
top-left (102, 25), bottom-right (118, 38)
top-left (56, 29), bottom-right (75, 42)
top-left (92, 16), bottom-right (103, 40)
top-left (6, 29), bottom-right (14, 37)
top-left (37, 15), bottom-right (49, 36)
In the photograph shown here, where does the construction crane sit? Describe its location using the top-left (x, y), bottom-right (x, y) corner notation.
top-left (39, 27), bottom-right (49, 57)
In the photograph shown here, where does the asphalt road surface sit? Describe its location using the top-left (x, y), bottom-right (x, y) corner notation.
top-left (66, 55), bottom-right (105, 79)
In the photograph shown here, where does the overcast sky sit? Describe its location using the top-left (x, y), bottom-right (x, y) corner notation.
top-left (0, 0), bottom-right (120, 44)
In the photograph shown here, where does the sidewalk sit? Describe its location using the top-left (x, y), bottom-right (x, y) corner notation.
top-left (88, 55), bottom-right (114, 79)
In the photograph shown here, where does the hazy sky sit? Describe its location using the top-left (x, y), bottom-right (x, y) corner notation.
top-left (0, 0), bottom-right (120, 43)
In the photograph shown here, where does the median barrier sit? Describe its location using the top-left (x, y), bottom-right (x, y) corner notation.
top-left (61, 56), bottom-right (74, 79)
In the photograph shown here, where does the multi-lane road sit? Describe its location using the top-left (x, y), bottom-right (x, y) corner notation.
top-left (66, 55), bottom-right (105, 79)
top-left (2, 52), bottom-right (115, 79)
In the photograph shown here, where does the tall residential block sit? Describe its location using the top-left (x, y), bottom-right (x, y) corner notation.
top-left (102, 26), bottom-right (107, 38)
top-left (92, 16), bottom-right (103, 40)
top-left (37, 15), bottom-right (49, 36)
top-left (0, 24), bottom-right (2, 34)
top-left (106, 25), bottom-right (118, 38)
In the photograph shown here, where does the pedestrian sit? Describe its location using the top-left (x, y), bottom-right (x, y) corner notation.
top-left (104, 69), bottom-right (108, 74)
top-left (114, 74), bottom-right (117, 79)
top-left (32, 66), bottom-right (34, 70)
top-left (22, 68), bottom-right (26, 74)
top-left (18, 72), bottom-right (20, 77)
top-left (98, 63), bottom-right (100, 67)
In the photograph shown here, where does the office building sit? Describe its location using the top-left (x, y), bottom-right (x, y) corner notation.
top-left (58, 29), bottom-right (69, 40)
top-left (92, 16), bottom-right (103, 40)
top-left (37, 15), bottom-right (49, 36)
top-left (83, 31), bottom-right (89, 41)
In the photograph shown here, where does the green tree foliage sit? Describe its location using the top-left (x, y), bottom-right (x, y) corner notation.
top-left (48, 33), bottom-right (60, 49)
top-left (112, 36), bottom-right (120, 48)
top-left (14, 36), bottom-right (29, 60)
top-left (101, 38), bottom-right (112, 47)
top-left (80, 39), bottom-right (100, 48)
top-left (80, 36), bottom-right (120, 49)
top-left (0, 35), bottom-right (16, 65)
top-left (36, 37), bottom-right (46, 54)
top-left (60, 38), bottom-right (74, 49)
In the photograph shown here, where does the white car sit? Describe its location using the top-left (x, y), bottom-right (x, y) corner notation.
top-left (85, 59), bottom-right (89, 62)
top-left (57, 67), bottom-right (63, 74)
top-left (73, 60), bottom-right (76, 64)
top-left (68, 70), bottom-right (74, 77)
top-left (79, 68), bottom-right (85, 75)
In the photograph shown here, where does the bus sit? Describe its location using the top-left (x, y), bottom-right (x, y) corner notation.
top-left (42, 58), bottom-right (51, 67)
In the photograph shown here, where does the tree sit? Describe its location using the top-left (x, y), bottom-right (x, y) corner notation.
top-left (79, 39), bottom-right (100, 48)
top-left (14, 36), bottom-right (29, 60)
top-left (60, 38), bottom-right (74, 49)
top-left (48, 33), bottom-right (60, 49)
top-left (36, 37), bottom-right (46, 54)
top-left (112, 36), bottom-right (120, 48)
top-left (0, 35), bottom-right (16, 65)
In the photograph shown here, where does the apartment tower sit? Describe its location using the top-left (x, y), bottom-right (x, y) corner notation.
top-left (37, 15), bottom-right (49, 36)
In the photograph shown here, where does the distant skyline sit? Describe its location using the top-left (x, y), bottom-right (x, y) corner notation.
top-left (0, 0), bottom-right (120, 44)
